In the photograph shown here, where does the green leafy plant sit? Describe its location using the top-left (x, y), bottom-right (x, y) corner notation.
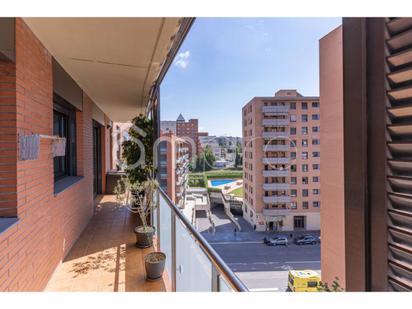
top-left (317, 277), bottom-right (344, 292)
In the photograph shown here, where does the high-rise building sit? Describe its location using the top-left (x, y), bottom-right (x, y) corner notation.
top-left (320, 18), bottom-right (412, 291)
top-left (176, 114), bottom-right (200, 157)
top-left (242, 89), bottom-right (320, 232)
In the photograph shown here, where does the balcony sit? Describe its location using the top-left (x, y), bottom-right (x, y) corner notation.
top-left (262, 144), bottom-right (289, 152)
top-left (263, 170), bottom-right (290, 177)
top-left (262, 208), bottom-right (291, 216)
top-left (263, 183), bottom-right (290, 190)
top-left (262, 118), bottom-right (289, 126)
top-left (263, 196), bottom-right (291, 204)
top-left (262, 106), bottom-right (289, 114)
top-left (262, 157), bottom-right (290, 164)
top-left (262, 131), bottom-right (289, 139)
top-left (46, 192), bottom-right (247, 292)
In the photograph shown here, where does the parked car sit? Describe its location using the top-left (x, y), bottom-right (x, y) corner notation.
top-left (318, 236), bottom-right (321, 244)
top-left (272, 236), bottom-right (288, 246)
top-left (263, 236), bottom-right (271, 245)
top-left (294, 235), bottom-right (318, 245)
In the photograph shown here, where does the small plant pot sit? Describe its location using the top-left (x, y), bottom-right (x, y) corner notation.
top-left (145, 251), bottom-right (166, 281)
top-left (134, 226), bottom-right (155, 248)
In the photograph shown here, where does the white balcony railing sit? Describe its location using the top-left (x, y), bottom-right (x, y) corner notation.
top-left (263, 170), bottom-right (290, 177)
top-left (262, 131), bottom-right (289, 139)
top-left (262, 144), bottom-right (289, 152)
top-left (156, 189), bottom-right (248, 292)
top-left (263, 196), bottom-right (291, 204)
top-left (262, 208), bottom-right (291, 216)
top-left (263, 183), bottom-right (290, 191)
top-left (262, 118), bottom-right (289, 126)
top-left (262, 106), bottom-right (289, 114)
top-left (263, 157), bottom-right (290, 164)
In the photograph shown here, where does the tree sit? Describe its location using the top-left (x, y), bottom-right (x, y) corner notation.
top-left (234, 144), bottom-right (243, 168)
top-left (192, 146), bottom-right (216, 172)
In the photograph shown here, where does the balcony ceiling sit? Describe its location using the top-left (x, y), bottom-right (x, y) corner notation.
top-left (23, 18), bottom-right (183, 122)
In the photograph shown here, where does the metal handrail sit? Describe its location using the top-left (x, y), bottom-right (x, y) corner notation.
top-left (157, 187), bottom-right (249, 292)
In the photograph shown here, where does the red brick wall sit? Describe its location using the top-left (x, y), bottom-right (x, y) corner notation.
top-left (0, 18), bottom-right (95, 291)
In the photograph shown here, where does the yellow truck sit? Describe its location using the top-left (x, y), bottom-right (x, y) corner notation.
top-left (287, 270), bottom-right (321, 292)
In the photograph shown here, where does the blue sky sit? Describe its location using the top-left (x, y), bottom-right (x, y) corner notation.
top-left (160, 17), bottom-right (341, 137)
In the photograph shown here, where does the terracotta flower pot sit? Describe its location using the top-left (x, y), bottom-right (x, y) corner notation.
top-left (145, 251), bottom-right (166, 281)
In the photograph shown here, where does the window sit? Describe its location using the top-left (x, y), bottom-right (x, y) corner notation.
top-left (291, 164), bottom-right (297, 172)
top-left (313, 189), bottom-right (320, 195)
top-left (313, 176), bottom-right (320, 182)
top-left (290, 127), bottom-right (296, 135)
top-left (313, 201), bottom-right (320, 208)
top-left (301, 102), bottom-right (308, 110)
top-left (302, 152), bottom-right (308, 160)
top-left (312, 114), bottom-right (320, 120)
top-left (301, 114), bottom-right (308, 122)
top-left (290, 140), bottom-right (296, 147)
top-left (291, 177), bottom-right (297, 184)
top-left (291, 202), bottom-right (297, 209)
top-left (291, 152), bottom-right (296, 159)
top-left (302, 164), bottom-right (308, 172)
top-left (312, 126), bottom-right (320, 133)
top-left (294, 216), bottom-right (305, 229)
top-left (291, 189), bottom-right (297, 197)
top-left (290, 114), bottom-right (297, 122)
top-left (312, 139), bottom-right (320, 145)
top-left (312, 151), bottom-right (320, 157)
top-left (302, 176), bottom-right (308, 184)
top-left (53, 95), bottom-right (77, 181)
top-left (290, 102), bottom-right (296, 109)
top-left (313, 164), bottom-right (320, 170)
top-left (302, 127), bottom-right (308, 135)
top-left (302, 201), bottom-right (309, 209)
top-left (312, 102), bottom-right (319, 108)
top-left (302, 139), bottom-right (308, 147)
top-left (302, 189), bottom-right (308, 197)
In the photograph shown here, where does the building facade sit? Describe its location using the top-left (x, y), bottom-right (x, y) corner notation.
top-left (175, 114), bottom-right (200, 157)
top-left (242, 89), bottom-right (320, 232)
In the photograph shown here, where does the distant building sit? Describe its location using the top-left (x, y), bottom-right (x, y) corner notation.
top-left (175, 114), bottom-right (200, 157)
top-left (160, 121), bottom-right (177, 134)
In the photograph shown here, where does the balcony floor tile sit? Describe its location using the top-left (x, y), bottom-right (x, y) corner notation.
top-left (45, 195), bottom-right (170, 292)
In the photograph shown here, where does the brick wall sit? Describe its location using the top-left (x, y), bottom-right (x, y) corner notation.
top-left (0, 18), bottom-right (96, 291)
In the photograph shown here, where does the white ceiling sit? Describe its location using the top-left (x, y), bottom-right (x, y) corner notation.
top-left (24, 18), bottom-right (182, 122)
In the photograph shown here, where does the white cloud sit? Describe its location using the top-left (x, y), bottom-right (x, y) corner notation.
top-left (174, 50), bottom-right (191, 69)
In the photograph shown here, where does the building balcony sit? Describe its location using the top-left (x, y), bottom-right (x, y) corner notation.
top-left (263, 183), bottom-right (290, 191)
top-left (262, 118), bottom-right (289, 126)
top-left (263, 196), bottom-right (291, 204)
top-left (262, 208), bottom-right (291, 216)
top-left (262, 144), bottom-right (289, 152)
top-left (262, 106), bottom-right (289, 114)
top-left (262, 131), bottom-right (289, 139)
top-left (262, 157), bottom-right (290, 164)
top-left (263, 170), bottom-right (290, 177)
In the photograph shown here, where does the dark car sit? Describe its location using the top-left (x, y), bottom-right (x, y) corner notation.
top-left (294, 235), bottom-right (318, 245)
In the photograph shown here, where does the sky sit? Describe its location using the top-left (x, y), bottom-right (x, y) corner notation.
top-left (160, 17), bottom-right (342, 137)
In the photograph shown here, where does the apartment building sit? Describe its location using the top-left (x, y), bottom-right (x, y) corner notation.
top-left (159, 131), bottom-right (189, 208)
top-left (320, 18), bottom-right (412, 291)
top-left (242, 89), bottom-right (320, 232)
top-left (176, 114), bottom-right (200, 156)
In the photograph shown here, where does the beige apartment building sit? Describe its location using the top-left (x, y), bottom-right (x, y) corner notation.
top-left (242, 89), bottom-right (320, 232)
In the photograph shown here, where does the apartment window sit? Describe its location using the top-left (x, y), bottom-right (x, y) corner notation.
top-left (291, 152), bottom-right (296, 159)
top-left (312, 151), bottom-right (320, 157)
top-left (290, 140), bottom-right (296, 147)
top-left (291, 164), bottom-right (297, 172)
top-left (312, 114), bottom-right (320, 120)
top-left (313, 201), bottom-right (320, 208)
top-left (301, 102), bottom-right (308, 110)
top-left (302, 139), bottom-right (308, 147)
top-left (291, 189), bottom-right (297, 197)
top-left (312, 126), bottom-right (320, 133)
top-left (291, 177), bottom-right (297, 184)
top-left (313, 164), bottom-right (320, 170)
top-left (302, 176), bottom-right (308, 184)
top-left (302, 202), bottom-right (309, 209)
top-left (290, 102), bottom-right (296, 109)
top-left (302, 127), bottom-right (308, 135)
top-left (290, 127), bottom-right (296, 135)
top-left (291, 202), bottom-right (297, 209)
top-left (301, 114), bottom-right (308, 122)
top-left (294, 216), bottom-right (305, 229)
top-left (313, 189), bottom-right (320, 195)
top-left (290, 114), bottom-right (297, 122)
top-left (312, 139), bottom-right (320, 145)
top-left (302, 152), bottom-right (308, 160)
top-left (312, 102), bottom-right (320, 108)
top-left (53, 95), bottom-right (77, 181)
top-left (302, 164), bottom-right (308, 172)
top-left (313, 176), bottom-right (320, 182)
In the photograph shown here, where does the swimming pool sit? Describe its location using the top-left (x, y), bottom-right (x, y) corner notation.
top-left (210, 179), bottom-right (236, 187)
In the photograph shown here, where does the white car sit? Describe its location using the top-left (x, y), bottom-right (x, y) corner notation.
top-left (270, 237), bottom-right (288, 246)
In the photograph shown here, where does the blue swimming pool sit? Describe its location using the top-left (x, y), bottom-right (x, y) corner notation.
top-left (210, 179), bottom-right (236, 187)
